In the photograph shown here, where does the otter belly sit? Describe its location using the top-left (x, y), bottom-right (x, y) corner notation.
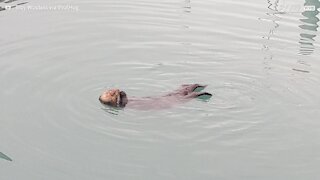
top-left (126, 96), bottom-right (190, 110)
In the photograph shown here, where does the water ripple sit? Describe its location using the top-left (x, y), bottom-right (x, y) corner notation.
top-left (1, 0), bottom-right (320, 179)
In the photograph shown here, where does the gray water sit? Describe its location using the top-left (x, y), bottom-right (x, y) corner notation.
top-left (1, 0), bottom-right (320, 179)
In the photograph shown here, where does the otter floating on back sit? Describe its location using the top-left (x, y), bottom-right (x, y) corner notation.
top-left (99, 84), bottom-right (212, 110)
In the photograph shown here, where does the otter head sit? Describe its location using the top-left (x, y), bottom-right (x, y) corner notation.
top-left (99, 89), bottom-right (128, 107)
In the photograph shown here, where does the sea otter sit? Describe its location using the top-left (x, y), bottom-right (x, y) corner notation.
top-left (99, 84), bottom-right (212, 110)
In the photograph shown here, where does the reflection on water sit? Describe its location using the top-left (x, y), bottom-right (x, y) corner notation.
top-left (262, 0), bottom-right (319, 73)
top-left (183, 0), bottom-right (191, 13)
top-left (0, 0), bottom-right (27, 12)
top-left (261, 0), bottom-right (280, 70)
top-left (102, 105), bottom-right (122, 116)
top-left (299, 0), bottom-right (320, 55)
top-left (1, 0), bottom-right (320, 179)
top-left (267, 0), bottom-right (280, 12)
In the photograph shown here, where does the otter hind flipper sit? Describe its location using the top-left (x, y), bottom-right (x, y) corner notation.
top-left (193, 85), bottom-right (207, 92)
top-left (180, 84), bottom-right (207, 92)
top-left (195, 92), bottom-right (212, 100)
top-left (186, 92), bottom-right (212, 99)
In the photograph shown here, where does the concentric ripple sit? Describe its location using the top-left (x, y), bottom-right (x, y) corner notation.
top-left (1, 0), bottom-right (320, 179)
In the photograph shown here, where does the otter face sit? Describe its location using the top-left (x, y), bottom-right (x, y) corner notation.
top-left (99, 89), bottom-right (128, 107)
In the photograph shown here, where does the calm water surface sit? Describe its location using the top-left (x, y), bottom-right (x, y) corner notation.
top-left (1, 0), bottom-right (320, 179)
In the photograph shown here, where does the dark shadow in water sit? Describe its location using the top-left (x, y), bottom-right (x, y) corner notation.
top-left (292, 68), bottom-right (310, 73)
top-left (101, 105), bottom-right (122, 116)
top-left (4, 0), bottom-right (19, 3)
top-left (183, 0), bottom-right (191, 13)
top-left (298, 0), bottom-right (320, 55)
top-left (0, 152), bottom-right (12, 161)
top-left (0, 0), bottom-right (28, 12)
top-left (181, 0), bottom-right (191, 29)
